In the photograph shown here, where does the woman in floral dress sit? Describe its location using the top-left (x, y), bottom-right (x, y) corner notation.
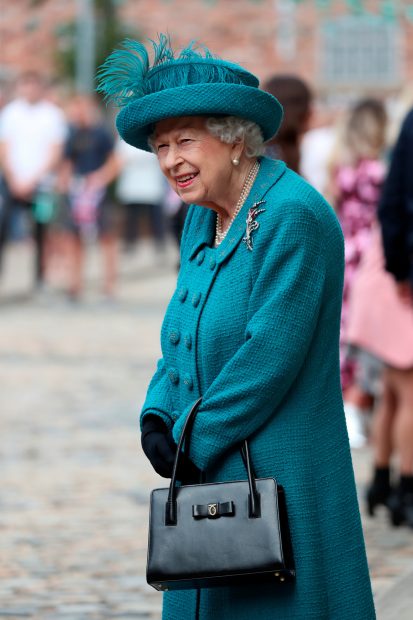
top-left (327, 99), bottom-right (387, 445)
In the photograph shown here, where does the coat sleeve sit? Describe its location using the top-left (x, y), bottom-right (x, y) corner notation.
top-left (140, 359), bottom-right (175, 430)
top-left (139, 205), bottom-right (195, 430)
top-left (172, 201), bottom-right (329, 471)
top-left (378, 110), bottom-right (413, 281)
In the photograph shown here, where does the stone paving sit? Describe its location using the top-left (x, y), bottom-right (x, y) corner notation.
top-left (1, 242), bottom-right (413, 619)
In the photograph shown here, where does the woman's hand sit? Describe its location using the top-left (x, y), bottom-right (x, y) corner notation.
top-left (141, 415), bottom-right (200, 480)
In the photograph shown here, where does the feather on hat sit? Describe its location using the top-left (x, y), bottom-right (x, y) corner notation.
top-left (97, 34), bottom-right (283, 151)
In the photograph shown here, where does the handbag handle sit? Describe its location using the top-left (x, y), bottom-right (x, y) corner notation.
top-left (165, 398), bottom-right (261, 525)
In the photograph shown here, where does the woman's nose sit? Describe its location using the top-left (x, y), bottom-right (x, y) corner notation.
top-left (164, 145), bottom-right (182, 170)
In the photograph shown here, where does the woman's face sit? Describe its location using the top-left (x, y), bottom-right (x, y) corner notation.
top-left (153, 116), bottom-right (238, 210)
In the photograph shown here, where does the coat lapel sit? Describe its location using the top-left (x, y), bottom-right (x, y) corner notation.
top-left (188, 205), bottom-right (216, 260)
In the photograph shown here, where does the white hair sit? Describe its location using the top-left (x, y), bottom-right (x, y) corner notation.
top-left (206, 116), bottom-right (265, 158)
top-left (148, 115), bottom-right (265, 157)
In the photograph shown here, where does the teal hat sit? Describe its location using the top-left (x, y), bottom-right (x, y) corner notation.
top-left (97, 35), bottom-right (283, 152)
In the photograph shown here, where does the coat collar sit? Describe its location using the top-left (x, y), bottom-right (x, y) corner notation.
top-left (188, 157), bottom-right (287, 264)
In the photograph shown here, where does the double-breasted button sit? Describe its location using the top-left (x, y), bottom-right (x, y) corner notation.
top-left (178, 287), bottom-right (188, 303)
top-left (183, 373), bottom-right (194, 391)
top-left (209, 257), bottom-right (216, 270)
top-left (192, 292), bottom-right (201, 308)
top-left (168, 368), bottom-right (180, 385)
top-left (169, 329), bottom-right (181, 345)
top-left (196, 250), bottom-right (205, 265)
top-left (184, 333), bottom-right (192, 350)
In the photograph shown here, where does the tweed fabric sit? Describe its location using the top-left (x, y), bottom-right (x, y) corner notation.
top-left (141, 157), bottom-right (376, 619)
top-left (116, 83), bottom-right (283, 151)
top-left (97, 36), bottom-right (283, 151)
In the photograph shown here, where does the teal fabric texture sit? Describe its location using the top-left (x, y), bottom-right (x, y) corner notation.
top-left (141, 157), bottom-right (376, 619)
top-left (97, 36), bottom-right (283, 151)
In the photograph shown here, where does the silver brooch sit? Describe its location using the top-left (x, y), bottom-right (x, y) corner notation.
top-left (243, 201), bottom-right (266, 251)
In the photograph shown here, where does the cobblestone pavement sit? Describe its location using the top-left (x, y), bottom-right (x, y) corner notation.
top-left (1, 243), bottom-right (412, 619)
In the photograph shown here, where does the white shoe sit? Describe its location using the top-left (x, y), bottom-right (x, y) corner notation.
top-left (344, 403), bottom-right (367, 448)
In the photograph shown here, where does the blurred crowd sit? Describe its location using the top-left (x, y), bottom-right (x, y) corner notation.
top-left (0, 72), bottom-right (188, 300)
top-left (1, 69), bottom-right (413, 530)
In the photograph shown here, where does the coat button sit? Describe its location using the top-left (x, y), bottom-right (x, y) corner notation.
top-left (209, 257), bottom-right (216, 270)
top-left (183, 373), bottom-right (194, 391)
top-left (184, 333), bottom-right (192, 350)
top-left (178, 287), bottom-right (188, 303)
top-left (172, 410), bottom-right (179, 421)
top-left (168, 368), bottom-right (180, 385)
top-left (196, 250), bottom-right (205, 265)
top-left (169, 329), bottom-right (181, 345)
top-left (192, 292), bottom-right (201, 308)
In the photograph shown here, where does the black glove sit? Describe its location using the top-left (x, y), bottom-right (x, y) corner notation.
top-left (141, 415), bottom-right (200, 481)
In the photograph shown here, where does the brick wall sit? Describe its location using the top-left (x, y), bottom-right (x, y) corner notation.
top-left (0, 0), bottom-right (73, 79)
top-left (2, 0), bottom-right (413, 103)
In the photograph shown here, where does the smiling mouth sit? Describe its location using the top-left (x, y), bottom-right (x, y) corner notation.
top-left (176, 173), bottom-right (198, 188)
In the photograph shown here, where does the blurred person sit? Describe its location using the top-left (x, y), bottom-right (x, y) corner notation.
top-left (379, 105), bottom-right (413, 296)
top-left (0, 71), bottom-right (66, 288)
top-left (300, 122), bottom-right (336, 194)
top-left (327, 99), bottom-right (387, 447)
top-left (115, 139), bottom-right (166, 253)
top-left (99, 35), bottom-right (375, 619)
top-left (60, 94), bottom-right (120, 300)
top-left (374, 105), bottom-right (413, 527)
top-left (386, 85), bottom-right (413, 148)
top-left (163, 185), bottom-right (188, 249)
top-left (263, 75), bottom-right (312, 173)
top-left (162, 186), bottom-right (188, 270)
top-left (346, 224), bottom-right (413, 528)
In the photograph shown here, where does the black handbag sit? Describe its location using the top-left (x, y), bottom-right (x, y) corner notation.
top-left (146, 398), bottom-right (295, 591)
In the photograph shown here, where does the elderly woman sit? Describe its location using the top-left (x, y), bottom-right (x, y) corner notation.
top-left (99, 36), bottom-right (375, 620)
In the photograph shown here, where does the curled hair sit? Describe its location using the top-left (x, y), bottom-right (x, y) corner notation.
top-left (206, 116), bottom-right (264, 157)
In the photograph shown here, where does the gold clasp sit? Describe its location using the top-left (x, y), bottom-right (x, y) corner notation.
top-left (208, 503), bottom-right (218, 516)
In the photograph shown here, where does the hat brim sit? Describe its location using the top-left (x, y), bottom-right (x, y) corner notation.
top-left (116, 83), bottom-right (283, 151)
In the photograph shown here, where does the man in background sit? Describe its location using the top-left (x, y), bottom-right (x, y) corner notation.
top-left (60, 94), bottom-right (119, 300)
top-left (0, 72), bottom-right (66, 289)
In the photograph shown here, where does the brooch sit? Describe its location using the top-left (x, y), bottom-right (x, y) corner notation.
top-left (243, 201), bottom-right (266, 251)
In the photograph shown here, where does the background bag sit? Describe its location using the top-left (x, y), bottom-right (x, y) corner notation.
top-left (146, 398), bottom-right (295, 591)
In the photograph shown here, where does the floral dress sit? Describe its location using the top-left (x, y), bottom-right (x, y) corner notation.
top-left (335, 158), bottom-right (386, 390)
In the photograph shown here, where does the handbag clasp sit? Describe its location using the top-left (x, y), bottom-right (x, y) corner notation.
top-left (193, 501), bottom-right (235, 519)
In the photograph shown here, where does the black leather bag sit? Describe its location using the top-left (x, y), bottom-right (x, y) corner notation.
top-left (146, 398), bottom-right (295, 591)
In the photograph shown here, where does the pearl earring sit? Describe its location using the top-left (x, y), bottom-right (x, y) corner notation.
top-left (232, 158), bottom-right (240, 166)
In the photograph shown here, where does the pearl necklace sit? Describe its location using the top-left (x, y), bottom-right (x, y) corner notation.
top-left (215, 160), bottom-right (260, 246)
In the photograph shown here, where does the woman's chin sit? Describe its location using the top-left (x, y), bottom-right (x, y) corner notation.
top-left (177, 188), bottom-right (205, 204)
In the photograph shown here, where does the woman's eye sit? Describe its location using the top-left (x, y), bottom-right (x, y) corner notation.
top-left (156, 144), bottom-right (167, 152)
top-left (180, 138), bottom-right (193, 145)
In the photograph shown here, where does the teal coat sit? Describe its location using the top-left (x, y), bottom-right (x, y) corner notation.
top-left (141, 157), bottom-right (375, 620)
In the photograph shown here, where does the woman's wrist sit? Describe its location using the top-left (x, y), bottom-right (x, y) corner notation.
top-left (141, 414), bottom-right (169, 438)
